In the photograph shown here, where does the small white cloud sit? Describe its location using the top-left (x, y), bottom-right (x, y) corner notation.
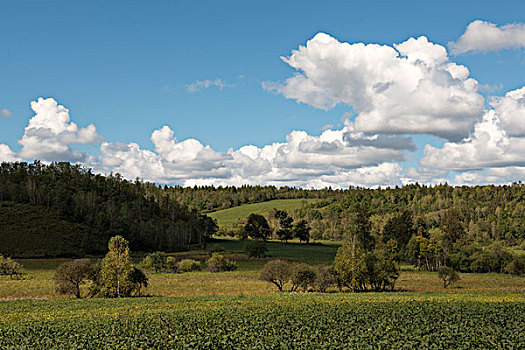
top-left (186, 79), bottom-right (234, 93)
top-left (0, 108), bottom-right (12, 118)
top-left (449, 20), bottom-right (525, 54)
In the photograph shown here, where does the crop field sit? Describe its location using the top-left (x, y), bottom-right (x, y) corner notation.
top-left (207, 198), bottom-right (318, 227)
top-left (1, 292), bottom-right (524, 349)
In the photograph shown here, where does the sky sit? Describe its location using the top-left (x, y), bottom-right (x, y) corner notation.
top-left (0, 0), bottom-right (524, 188)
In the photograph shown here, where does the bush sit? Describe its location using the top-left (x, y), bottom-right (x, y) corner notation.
top-left (166, 256), bottom-right (179, 273)
top-left (206, 253), bottom-right (237, 272)
top-left (0, 255), bottom-right (22, 279)
top-left (141, 252), bottom-right (167, 273)
top-left (438, 266), bottom-right (460, 288)
top-left (259, 260), bottom-right (291, 292)
top-left (244, 240), bottom-right (267, 258)
top-left (178, 259), bottom-right (202, 272)
top-left (54, 259), bottom-right (91, 298)
top-left (291, 263), bottom-right (316, 292)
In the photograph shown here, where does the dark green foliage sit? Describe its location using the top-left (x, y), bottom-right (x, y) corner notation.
top-left (259, 260), bottom-right (291, 291)
top-left (505, 256), bottom-right (525, 276)
top-left (53, 259), bottom-right (91, 298)
top-left (206, 253), bottom-right (237, 272)
top-left (0, 255), bottom-right (22, 278)
top-left (292, 219), bottom-right (311, 243)
top-left (438, 266), bottom-right (460, 288)
top-left (244, 214), bottom-right (271, 240)
top-left (0, 202), bottom-right (89, 258)
top-left (274, 210), bottom-right (293, 242)
top-left (291, 263), bottom-right (316, 292)
top-left (128, 267), bottom-right (148, 296)
top-left (0, 161), bottom-right (216, 257)
top-left (382, 210), bottom-right (415, 250)
top-left (243, 240), bottom-right (267, 258)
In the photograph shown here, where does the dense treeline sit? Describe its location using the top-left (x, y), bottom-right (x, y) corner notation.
top-left (304, 183), bottom-right (525, 243)
top-left (0, 161), bottom-right (216, 257)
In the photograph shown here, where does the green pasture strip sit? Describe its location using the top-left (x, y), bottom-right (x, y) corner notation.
top-left (207, 198), bottom-right (318, 227)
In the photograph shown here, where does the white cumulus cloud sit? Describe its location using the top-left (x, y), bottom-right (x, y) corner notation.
top-left (449, 20), bottom-right (525, 54)
top-left (421, 86), bottom-right (525, 172)
top-left (264, 33), bottom-right (484, 141)
top-left (18, 98), bottom-right (103, 162)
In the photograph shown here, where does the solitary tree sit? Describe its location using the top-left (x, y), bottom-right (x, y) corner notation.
top-left (259, 260), bottom-right (292, 292)
top-left (244, 214), bottom-right (272, 240)
top-left (100, 235), bottom-right (134, 298)
top-left (334, 233), bottom-right (366, 292)
top-left (293, 219), bottom-right (311, 243)
top-left (438, 266), bottom-right (460, 288)
top-left (54, 259), bottom-right (91, 298)
top-left (275, 210), bottom-right (294, 242)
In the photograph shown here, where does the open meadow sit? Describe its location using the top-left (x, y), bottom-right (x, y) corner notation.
top-left (1, 239), bottom-right (524, 348)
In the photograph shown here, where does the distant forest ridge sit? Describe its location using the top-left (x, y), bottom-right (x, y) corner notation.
top-left (0, 161), bottom-right (524, 257)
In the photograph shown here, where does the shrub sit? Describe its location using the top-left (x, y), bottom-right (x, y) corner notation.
top-left (291, 263), bottom-right (316, 292)
top-left (141, 252), bottom-right (167, 273)
top-left (0, 255), bottom-right (22, 279)
top-left (206, 253), bottom-right (237, 272)
top-left (259, 260), bottom-right (291, 292)
top-left (178, 259), bottom-right (202, 272)
top-left (438, 266), bottom-right (460, 288)
top-left (166, 256), bottom-right (179, 273)
top-left (244, 240), bottom-right (267, 258)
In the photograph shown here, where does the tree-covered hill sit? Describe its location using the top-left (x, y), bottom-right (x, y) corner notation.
top-left (0, 161), bottom-right (216, 257)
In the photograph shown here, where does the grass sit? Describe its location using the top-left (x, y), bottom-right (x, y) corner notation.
top-left (1, 238), bottom-right (524, 300)
top-left (207, 198), bottom-right (318, 227)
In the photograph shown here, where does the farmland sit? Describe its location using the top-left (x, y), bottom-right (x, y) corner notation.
top-left (0, 238), bottom-right (524, 348)
top-left (1, 293), bottom-right (524, 349)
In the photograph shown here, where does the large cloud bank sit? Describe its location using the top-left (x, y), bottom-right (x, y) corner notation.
top-left (1, 27), bottom-right (524, 188)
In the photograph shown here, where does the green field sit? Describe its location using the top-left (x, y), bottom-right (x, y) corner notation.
top-left (207, 199), bottom-right (318, 227)
top-left (1, 238), bottom-right (525, 348)
top-left (1, 293), bottom-right (524, 349)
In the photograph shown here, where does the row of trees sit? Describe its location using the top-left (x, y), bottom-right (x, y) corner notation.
top-left (226, 213), bottom-right (312, 243)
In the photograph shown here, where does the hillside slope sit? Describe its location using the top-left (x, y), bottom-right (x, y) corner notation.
top-left (208, 198), bottom-right (318, 227)
top-left (0, 202), bottom-right (90, 257)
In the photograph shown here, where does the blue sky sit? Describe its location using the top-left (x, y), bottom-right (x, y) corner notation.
top-left (1, 0), bottom-right (524, 187)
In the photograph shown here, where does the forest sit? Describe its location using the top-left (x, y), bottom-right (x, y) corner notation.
top-left (0, 161), bottom-right (216, 257)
